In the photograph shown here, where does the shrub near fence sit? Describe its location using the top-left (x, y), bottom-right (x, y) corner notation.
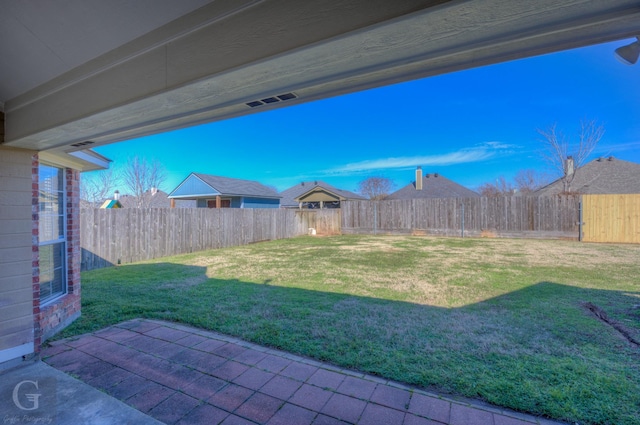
top-left (80, 208), bottom-right (312, 270)
top-left (341, 195), bottom-right (581, 239)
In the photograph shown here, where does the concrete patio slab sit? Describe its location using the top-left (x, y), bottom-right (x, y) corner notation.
top-left (0, 360), bottom-right (162, 425)
top-left (36, 319), bottom-right (568, 425)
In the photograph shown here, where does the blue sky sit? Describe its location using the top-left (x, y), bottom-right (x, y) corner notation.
top-left (91, 38), bottom-right (640, 195)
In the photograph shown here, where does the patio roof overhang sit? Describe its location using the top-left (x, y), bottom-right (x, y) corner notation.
top-left (1, 0), bottom-right (639, 157)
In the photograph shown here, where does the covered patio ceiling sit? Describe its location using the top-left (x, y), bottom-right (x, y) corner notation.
top-left (1, 0), bottom-right (639, 159)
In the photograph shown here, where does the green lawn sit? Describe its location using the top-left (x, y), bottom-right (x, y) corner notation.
top-left (57, 235), bottom-right (640, 425)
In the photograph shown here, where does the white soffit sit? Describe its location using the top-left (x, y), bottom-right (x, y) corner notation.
top-left (0, 0), bottom-right (213, 101)
top-left (2, 0), bottom-right (640, 152)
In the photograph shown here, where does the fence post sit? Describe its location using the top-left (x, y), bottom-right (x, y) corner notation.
top-left (461, 201), bottom-right (465, 238)
top-left (373, 201), bottom-right (377, 235)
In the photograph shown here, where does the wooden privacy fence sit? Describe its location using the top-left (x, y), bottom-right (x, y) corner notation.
top-left (582, 194), bottom-right (640, 244)
top-left (81, 194), bottom-right (635, 271)
top-left (341, 195), bottom-right (581, 238)
top-left (80, 208), bottom-right (315, 270)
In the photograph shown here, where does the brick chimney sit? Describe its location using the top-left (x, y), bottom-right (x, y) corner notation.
top-left (415, 166), bottom-right (423, 190)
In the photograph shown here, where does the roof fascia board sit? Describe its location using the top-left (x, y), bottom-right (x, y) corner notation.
top-left (168, 193), bottom-right (220, 199)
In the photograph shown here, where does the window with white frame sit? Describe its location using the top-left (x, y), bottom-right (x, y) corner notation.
top-left (39, 164), bottom-right (66, 304)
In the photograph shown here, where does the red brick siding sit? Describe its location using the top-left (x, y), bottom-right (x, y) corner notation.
top-left (66, 168), bottom-right (81, 297)
top-left (31, 154), bottom-right (41, 350)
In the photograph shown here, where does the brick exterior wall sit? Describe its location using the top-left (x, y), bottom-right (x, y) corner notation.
top-left (32, 154), bottom-right (41, 350)
top-left (32, 157), bottom-right (82, 351)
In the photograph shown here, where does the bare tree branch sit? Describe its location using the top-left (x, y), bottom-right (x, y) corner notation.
top-left (513, 169), bottom-right (549, 193)
top-left (120, 157), bottom-right (167, 208)
top-left (80, 168), bottom-right (118, 208)
top-left (478, 176), bottom-right (514, 197)
top-left (537, 119), bottom-right (604, 193)
top-left (358, 176), bottom-right (395, 200)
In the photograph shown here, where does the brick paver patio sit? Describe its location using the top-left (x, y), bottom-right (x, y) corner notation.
top-left (42, 319), bottom-right (565, 425)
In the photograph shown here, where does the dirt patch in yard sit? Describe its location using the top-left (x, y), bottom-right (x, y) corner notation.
top-left (583, 302), bottom-right (640, 347)
top-left (336, 238), bottom-right (405, 252)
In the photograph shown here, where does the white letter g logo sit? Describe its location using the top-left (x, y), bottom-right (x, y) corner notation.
top-left (12, 380), bottom-right (41, 411)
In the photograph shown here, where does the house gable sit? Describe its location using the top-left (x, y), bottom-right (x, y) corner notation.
top-left (297, 188), bottom-right (342, 203)
top-left (280, 181), bottom-right (365, 207)
top-left (169, 173), bottom-right (220, 198)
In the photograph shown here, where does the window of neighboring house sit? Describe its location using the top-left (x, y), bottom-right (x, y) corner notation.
top-left (206, 199), bottom-right (232, 208)
top-left (38, 164), bottom-right (66, 304)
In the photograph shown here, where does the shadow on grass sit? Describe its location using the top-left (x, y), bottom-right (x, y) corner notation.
top-left (58, 262), bottom-right (640, 425)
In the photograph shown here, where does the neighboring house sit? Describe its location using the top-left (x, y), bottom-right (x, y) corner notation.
top-left (387, 167), bottom-right (480, 200)
top-left (168, 173), bottom-right (281, 208)
top-left (536, 157), bottom-right (640, 195)
top-left (119, 188), bottom-right (172, 208)
top-left (280, 181), bottom-right (365, 209)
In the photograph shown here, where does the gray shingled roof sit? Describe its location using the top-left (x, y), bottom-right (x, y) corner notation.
top-left (387, 173), bottom-right (479, 200)
top-left (280, 181), bottom-right (365, 207)
top-left (118, 190), bottom-right (171, 208)
top-left (194, 173), bottom-right (280, 198)
top-left (535, 157), bottom-right (640, 195)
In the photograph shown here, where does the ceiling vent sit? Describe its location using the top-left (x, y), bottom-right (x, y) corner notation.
top-left (70, 140), bottom-right (95, 147)
top-left (246, 92), bottom-right (297, 108)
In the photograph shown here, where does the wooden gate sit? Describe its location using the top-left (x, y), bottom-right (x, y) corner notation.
top-left (295, 209), bottom-right (341, 235)
top-left (582, 194), bottom-right (640, 243)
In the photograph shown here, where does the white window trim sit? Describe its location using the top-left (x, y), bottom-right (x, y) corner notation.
top-left (38, 162), bottom-right (68, 306)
